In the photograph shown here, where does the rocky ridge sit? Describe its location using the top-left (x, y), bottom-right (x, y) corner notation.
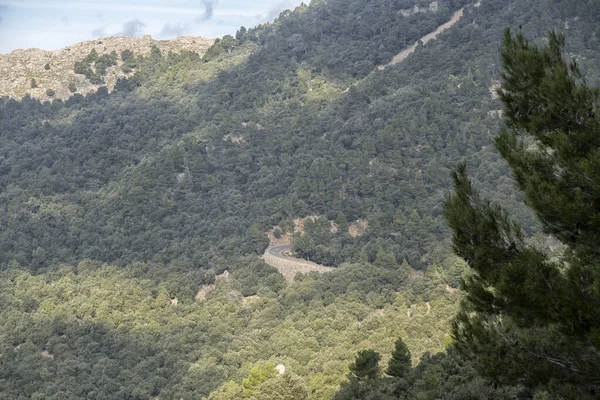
top-left (0, 35), bottom-right (214, 102)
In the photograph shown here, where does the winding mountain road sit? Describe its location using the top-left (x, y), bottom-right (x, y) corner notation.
top-left (266, 244), bottom-right (293, 259)
top-left (263, 244), bottom-right (335, 281)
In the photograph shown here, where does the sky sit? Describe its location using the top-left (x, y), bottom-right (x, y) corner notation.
top-left (0, 0), bottom-right (304, 54)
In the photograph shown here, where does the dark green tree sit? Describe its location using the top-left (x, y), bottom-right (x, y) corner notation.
top-left (335, 349), bottom-right (392, 400)
top-left (373, 248), bottom-right (397, 269)
top-left (85, 48), bottom-right (99, 63)
top-left (349, 349), bottom-right (381, 381)
top-left (444, 29), bottom-right (600, 396)
top-left (386, 337), bottom-right (411, 378)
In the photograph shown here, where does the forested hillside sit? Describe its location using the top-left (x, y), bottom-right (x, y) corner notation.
top-left (1, 0), bottom-right (599, 398)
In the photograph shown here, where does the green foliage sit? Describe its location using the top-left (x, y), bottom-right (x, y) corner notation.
top-left (238, 0), bottom-right (471, 79)
top-left (335, 350), bottom-right (392, 400)
top-left (74, 60), bottom-right (92, 76)
top-left (121, 49), bottom-right (134, 62)
top-left (121, 49), bottom-right (137, 73)
top-left (73, 49), bottom-right (117, 84)
top-left (203, 35), bottom-right (237, 62)
top-left (336, 347), bottom-right (525, 400)
top-left (293, 218), bottom-right (337, 265)
top-left (374, 248), bottom-right (398, 269)
top-left (251, 373), bottom-right (309, 400)
top-left (85, 48), bottom-right (99, 63)
top-left (45, 88), bottom-right (55, 97)
top-left (0, 260), bottom-right (461, 399)
top-left (208, 366), bottom-right (309, 400)
top-left (350, 350), bottom-right (381, 381)
top-left (1, 0), bottom-right (556, 273)
top-left (386, 338), bottom-right (411, 378)
top-left (1, 0), bottom-right (600, 398)
top-left (30, 78), bottom-right (37, 88)
top-left (242, 363), bottom-right (278, 397)
top-left (444, 30), bottom-right (600, 396)
top-left (236, 26), bottom-right (248, 42)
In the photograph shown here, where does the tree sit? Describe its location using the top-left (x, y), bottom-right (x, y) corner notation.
top-left (250, 373), bottom-right (309, 400)
top-left (337, 214), bottom-right (350, 233)
top-left (85, 48), bottom-right (99, 63)
top-left (242, 363), bottom-right (278, 397)
top-left (349, 350), bottom-right (381, 381)
top-left (236, 26), bottom-right (247, 41)
top-left (223, 35), bottom-right (236, 52)
top-left (444, 29), bottom-right (600, 397)
top-left (374, 248), bottom-right (397, 269)
top-left (335, 349), bottom-right (393, 400)
top-left (247, 224), bottom-right (269, 255)
top-left (121, 49), bottom-right (134, 61)
top-left (386, 337), bottom-right (411, 378)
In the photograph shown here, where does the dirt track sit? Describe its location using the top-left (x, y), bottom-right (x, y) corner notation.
top-left (379, 6), bottom-right (466, 70)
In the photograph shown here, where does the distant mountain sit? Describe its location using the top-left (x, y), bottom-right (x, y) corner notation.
top-left (0, 35), bottom-right (214, 101)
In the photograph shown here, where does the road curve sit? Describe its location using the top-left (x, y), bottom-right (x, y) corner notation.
top-left (266, 244), bottom-right (294, 259)
top-left (263, 244), bottom-right (335, 281)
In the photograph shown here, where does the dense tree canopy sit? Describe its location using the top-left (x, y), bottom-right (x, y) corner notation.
top-left (1, 0), bottom-right (600, 398)
top-left (445, 30), bottom-right (600, 397)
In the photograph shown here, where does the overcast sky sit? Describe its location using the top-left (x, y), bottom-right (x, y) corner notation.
top-left (0, 0), bottom-right (304, 54)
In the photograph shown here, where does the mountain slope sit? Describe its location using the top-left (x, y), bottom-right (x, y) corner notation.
top-left (0, 0), bottom-right (599, 399)
top-left (0, 35), bottom-right (214, 101)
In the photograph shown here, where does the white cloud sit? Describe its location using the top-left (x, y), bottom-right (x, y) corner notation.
top-left (119, 19), bottom-right (146, 37)
top-left (158, 22), bottom-right (190, 38)
top-left (266, 0), bottom-right (299, 21)
top-left (0, 0), bottom-right (305, 53)
top-left (91, 26), bottom-right (106, 38)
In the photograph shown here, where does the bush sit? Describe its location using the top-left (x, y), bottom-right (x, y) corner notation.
top-left (121, 49), bottom-right (134, 62)
top-left (74, 61), bottom-right (91, 76)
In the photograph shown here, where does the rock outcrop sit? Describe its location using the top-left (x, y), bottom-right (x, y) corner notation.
top-left (0, 35), bottom-right (214, 102)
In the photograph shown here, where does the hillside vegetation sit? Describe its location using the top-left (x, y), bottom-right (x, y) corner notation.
top-left (0, 0), bottom-right (599, 398)
top-left (0, 35), bottom-right (214, 101)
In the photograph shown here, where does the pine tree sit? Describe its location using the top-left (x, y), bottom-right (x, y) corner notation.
top-left (386, 337), bottom-right (411, 378)
top-left (444, 29), bottom-right (600, 397)
top-left (349, 350), bottom-right (381, 381)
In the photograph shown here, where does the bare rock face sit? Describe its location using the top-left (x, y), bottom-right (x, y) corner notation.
top-left (400, 1), bottom-right (439, 17)
top-left (0, 35), bottom-right (214, 102)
